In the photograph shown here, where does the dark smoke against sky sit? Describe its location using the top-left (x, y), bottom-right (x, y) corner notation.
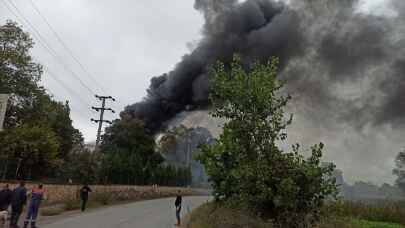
top-left (124, 0), bottom-right (405, 184)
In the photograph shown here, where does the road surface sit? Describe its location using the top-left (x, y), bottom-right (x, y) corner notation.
top-left (41, 196), bottom-right (210, 228)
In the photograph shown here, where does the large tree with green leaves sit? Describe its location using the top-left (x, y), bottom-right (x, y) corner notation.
top-left (0, 20), bottom-right (43, 128)
top-left (0, 21), bottom-right (82, 180)
top-left (197, 56), bottom-right (337, 227)
top-left (100, 116), bottom-right (164, 185)
top-left (0, 125), bottom-right (59, 179)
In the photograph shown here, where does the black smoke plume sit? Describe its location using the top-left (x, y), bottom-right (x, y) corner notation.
top-left (124, 0), bottom-right (405, 133)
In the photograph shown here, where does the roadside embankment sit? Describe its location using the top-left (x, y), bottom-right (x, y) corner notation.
top-left (183, 201), bottom-right (405, 228)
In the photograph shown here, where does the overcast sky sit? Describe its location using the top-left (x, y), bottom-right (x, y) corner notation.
top-left (0, 0), bottom-right (204, 142)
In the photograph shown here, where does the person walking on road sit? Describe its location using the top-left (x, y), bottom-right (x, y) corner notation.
top-left (80, 184), bottom-right (92, 212)
top-left (10, 181), bottom-right (27, 228)
top-left (23, 184), bottom-right (45, 228)
top-left (175, 190), bottom-right (182, 226)
top-left (0, 184), bottom-right (13, 211)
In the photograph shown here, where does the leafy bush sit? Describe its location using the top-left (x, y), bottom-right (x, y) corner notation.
top-left (197, 56), bottom-right (337, 227)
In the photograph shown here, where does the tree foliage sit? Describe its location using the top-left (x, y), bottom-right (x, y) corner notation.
top-left (99, 116), bottom-right (191, 186)
top-left (0, 125), bottom-right (59, 179)
top-left (197, 57), bottom-right (337, 227)
top-left (58, 145), bottom-right (100, 184)
top-left (0, 20), bottom-right (43, 128)
top-left (393, 149), bottom-right (405, 192)
top-left (0, 21), bottom-right (82, 180)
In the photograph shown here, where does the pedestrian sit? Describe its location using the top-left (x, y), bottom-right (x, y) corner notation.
top-left (174, 190), bottom-right (182, 226)
top-left (80, 184), bottom-right (92, 212)
top-left (0, 184), bottom-right (12, 211)
top-left (10, 181), bottom-right (27, 228)
top-left (0, 184), bottom-right (12, 225)
top-left (23, 184), bottom-right (45, 228)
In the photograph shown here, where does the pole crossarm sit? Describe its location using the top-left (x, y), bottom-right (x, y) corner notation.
top-left (91, 94), bottom-right (116, 148)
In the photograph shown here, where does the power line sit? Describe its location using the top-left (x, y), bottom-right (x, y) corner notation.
top-left (0, 2), bottom-right (95, 116)
top-left (2, 0), bottom-right (125, 118)
top-left (27, 0), bottom-right (110, 95)
top-left (44, 67), bottom-right (95, 112)
top-left (44, 88), bottom-right (84, 117)
top-left (2, 0), bottom-right (97, 96)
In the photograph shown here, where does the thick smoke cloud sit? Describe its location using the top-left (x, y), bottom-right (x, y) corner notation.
top-left (125, 0), bottom-right (405, 130)
top-left (124, 0), bottom-right (405, 183)
top-left (124, 0), bottom-right (405, 132)
top-left (124, 0), bottom-right (301, 131)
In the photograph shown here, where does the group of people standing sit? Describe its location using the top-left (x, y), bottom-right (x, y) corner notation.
top-left (0, 182), bottom-right (183, 227)
top-left (0, 181), bottom-right (44, 228)
top-left (0, 182), bottom-right (93, 228)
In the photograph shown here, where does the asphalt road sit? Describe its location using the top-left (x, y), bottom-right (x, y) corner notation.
top-left (41, 196), bottom-right (210, 228)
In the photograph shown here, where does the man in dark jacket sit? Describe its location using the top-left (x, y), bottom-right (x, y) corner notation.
top-left (80, 184), bottom-right (92, 212)
top-left (0, 184), bottom-right (12, 211)
top-left (175, 190), bottom-right (182, 226)
top-left (10, 181), bottom-right (27, 228)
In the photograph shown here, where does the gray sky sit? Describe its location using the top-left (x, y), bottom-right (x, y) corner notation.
top-left (0, 0), bottom-right (398, 185)
top-left (0, 0), bottom-right (203, 141)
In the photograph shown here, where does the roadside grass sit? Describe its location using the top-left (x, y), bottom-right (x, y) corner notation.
top-left (322, 200), bottom-right (405, 225)
top-left (186, 202), bottom-right (272, 228)
top-left (185, 201), bottom-right (405, 228)
top-left (351, 220), bottom-right (402, 228)
top-left (318, 217), bottom-right (403, 228)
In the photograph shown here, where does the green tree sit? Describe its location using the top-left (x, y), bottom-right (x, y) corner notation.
top-left (40, 97), bottom-right (83, 157)
top-left (0, 20), bottom-right (43, 128)
top-left (0, 20), bottom-right (82, 180)
top-left (197, 56), bottom-right (337, 227)
top-left (101, 116), bottom-right (163, 185)
top-left (0, 125), bottom-right (59, 179)
top-left (393, 149), bottom-right (405, 192)
top-left (59, 145), bottom-right (100, 184)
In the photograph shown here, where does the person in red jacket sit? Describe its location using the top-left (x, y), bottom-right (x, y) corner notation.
top-left (23, 184), bottom-right (44, 228)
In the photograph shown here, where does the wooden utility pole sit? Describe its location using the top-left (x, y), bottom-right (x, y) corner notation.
top-left (91, 95), bottom-right (115, 148)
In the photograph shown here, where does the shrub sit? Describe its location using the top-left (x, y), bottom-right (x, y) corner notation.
top-left (197, 56), bottom-right (337, 227)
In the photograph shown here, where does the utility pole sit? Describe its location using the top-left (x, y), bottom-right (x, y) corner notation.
top-left (91, 95), bottom-right (116, 148)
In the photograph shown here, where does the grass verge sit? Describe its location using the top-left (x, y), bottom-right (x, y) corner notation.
top-left (185, 202), bottom-right (272, 228)
top-left (185, 201), bottom-right (405, 228)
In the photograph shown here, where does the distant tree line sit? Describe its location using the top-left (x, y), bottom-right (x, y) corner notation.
top-left (60, 116), bottom-right (192, 186)
top-left (0, 20), bottom-right (191, 187)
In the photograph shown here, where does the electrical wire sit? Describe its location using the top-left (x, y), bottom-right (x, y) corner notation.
top-left (27, 0), bottom-right (110, 95)
top-left (0, 1), bottom-right (95, 117)
top-left (2, 0), bottom-right (97, 96)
